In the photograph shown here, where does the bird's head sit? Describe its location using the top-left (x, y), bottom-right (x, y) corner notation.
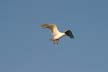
top-left (65, 30), bottom-right (74, 39)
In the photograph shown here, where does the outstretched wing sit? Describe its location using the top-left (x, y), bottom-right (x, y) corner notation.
top-left (41, 24), bottom-right (60, 35)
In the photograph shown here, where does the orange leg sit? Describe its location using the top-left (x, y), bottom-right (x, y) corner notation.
top-left (53, 39), bottom-right (59, 44)
top-left (49, 38), bottom-right (59, 44)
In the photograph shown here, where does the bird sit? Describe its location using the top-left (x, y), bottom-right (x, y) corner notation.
top-left (41, 24), bottom-right (74, 44)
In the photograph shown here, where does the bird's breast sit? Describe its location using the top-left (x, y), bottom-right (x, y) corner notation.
top-left (53, 33), bottom-right (65, 40)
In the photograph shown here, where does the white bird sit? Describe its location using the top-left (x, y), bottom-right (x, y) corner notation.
top-left (41, 24), bottom-right (74, 44)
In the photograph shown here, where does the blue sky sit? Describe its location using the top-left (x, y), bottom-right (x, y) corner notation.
top-left (0, 0), bottom-right (108, 72)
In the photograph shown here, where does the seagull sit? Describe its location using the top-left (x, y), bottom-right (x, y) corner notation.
top-left (41, 24), bottom-right (74, 44)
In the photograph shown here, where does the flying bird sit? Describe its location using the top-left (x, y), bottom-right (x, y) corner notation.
top-left (41, 24), bottom-right (74, 44)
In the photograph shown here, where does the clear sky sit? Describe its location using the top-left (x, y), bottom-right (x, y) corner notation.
top-left (0, 0), bottom-right (108, 72)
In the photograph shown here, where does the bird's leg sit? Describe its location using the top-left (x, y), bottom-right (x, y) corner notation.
top-left (49, 38), bottom-right (59, 44)
top-left (53, 39), bottom-right (59, 44)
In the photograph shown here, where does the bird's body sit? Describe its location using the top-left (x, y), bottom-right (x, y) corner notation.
top-left (51, 32), bottom-right (65, 44)
top-left (41, 24), bottom-right (74, 44)
top-left (53, 32), bottom-right (65, 40)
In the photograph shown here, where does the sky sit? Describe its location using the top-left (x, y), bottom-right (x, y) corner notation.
top-left (0, 0), bottom-right (108, 72)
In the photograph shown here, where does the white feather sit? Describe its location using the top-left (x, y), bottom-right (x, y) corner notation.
top-left (41, 24), bottom-right (73, 44)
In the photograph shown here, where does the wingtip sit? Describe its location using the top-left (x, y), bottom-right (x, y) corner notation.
top-left (41, 24), bottom-right (48, 28)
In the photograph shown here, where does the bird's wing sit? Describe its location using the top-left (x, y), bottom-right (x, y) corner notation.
top-left (41, 24), bottom-right (60, 35)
